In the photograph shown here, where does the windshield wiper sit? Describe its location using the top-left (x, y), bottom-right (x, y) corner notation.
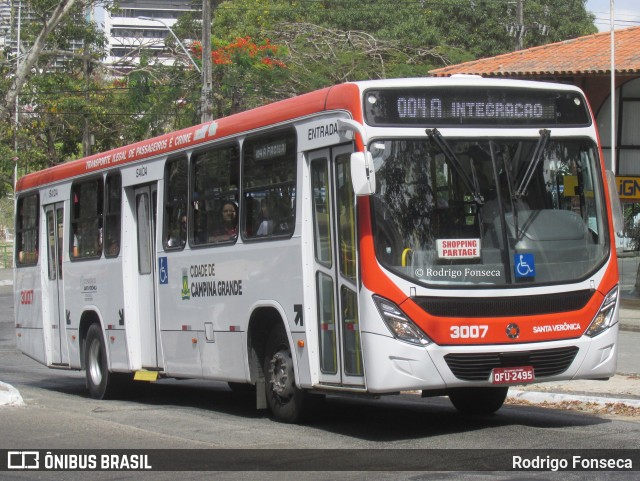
top-left (426, 129), bottom-right (484, 205)
top-left (488, 141), bottom-right (514, 283)
top-left (514, 129), bottom-right (550, 199)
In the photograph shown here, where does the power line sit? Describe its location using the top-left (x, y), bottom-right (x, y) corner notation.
top-left (21, 85), bottom-right (189, 96)
top-left (116, 0), bottom-right (523, 7)
top-left (18, 110), bottom-right (190, 117)
top-left (591, 17), bottom-right (640, 28)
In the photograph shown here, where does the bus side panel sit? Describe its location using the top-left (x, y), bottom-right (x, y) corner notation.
top-left (14, 266), bottom-right (47, 365)
top-left (157, 240), bottom-right (305, 383)
top-left (101, 260), bottom-right (128, 371)
top-left (161, 331), bottom-right (203, 378)
top-left (64, 257), bottom-right (128, 370)
top-left (105, 327), bottom-right (129, 371)
top-left (199, 332), bottom-right (248, 382)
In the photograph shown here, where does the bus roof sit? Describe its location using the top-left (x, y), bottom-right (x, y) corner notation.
top-left (15, 82), bottom-right (362, 193)
top-left (15, 77), bottom-right (583, 193)
top-left (353, 76), bottom-right (583, 92)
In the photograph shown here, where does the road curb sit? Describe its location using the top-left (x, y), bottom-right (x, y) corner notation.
top-left (620, 322), bottom-right (640, 333)
top-left (0, 381), bottom-right (24, 407)
top-left (508, 389), bottom-right (640, 409)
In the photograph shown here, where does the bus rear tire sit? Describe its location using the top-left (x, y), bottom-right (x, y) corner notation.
top-left (85, 323), bottom-right (123, 400)
top-left (263, 327), bottom-right (308, 423)
top-left (448, 387), bottom-right (509, 415)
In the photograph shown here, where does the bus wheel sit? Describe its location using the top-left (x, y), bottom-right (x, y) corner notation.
top-left (263, 327), bottom-right (307, 423)
top-left (448, 387), bottom-right (509, 416)
top-left (85, 323), bottom-right (122, 400)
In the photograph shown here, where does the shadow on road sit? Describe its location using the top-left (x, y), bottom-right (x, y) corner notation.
top-left (19, 372), bottom-right (610, 443)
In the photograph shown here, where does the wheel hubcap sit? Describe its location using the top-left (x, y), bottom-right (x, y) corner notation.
top-left (269, 350), bottom-right (295, 400)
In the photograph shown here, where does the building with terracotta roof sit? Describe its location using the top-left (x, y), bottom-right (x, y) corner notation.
top-left (430, 26), bottom-right (640, 209)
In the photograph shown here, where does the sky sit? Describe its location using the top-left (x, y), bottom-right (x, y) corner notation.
top-left (586, 0), bottom-right (640, 31)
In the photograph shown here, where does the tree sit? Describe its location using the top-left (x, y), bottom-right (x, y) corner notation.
top-left (276, 22), bottom-right (444, 91)
top-left (1, 0), bottom-right (600, 183)
top-left (0, 0), bottom-right (115, 195)
top-left (189, 36), bottom-right (288, 117)
top-left (212, 0), bottom-right (597, 89)
top-left (1, 0), bottom-right (86, 123)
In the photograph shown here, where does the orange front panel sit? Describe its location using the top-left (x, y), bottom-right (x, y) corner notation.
top-left (399, 291), bottom-right (604, 346)
top-left (358, 193), bottom-right (619, 346)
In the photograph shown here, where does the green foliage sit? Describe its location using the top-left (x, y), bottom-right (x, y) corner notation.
top-left (624, 205), bottom-right (640, 251)
top-left (0, 0), bottom-right (600, 196)
top-left (213, 0), bottom-right (597, 90)
top-left (190, 36), bottom-right (288, 116)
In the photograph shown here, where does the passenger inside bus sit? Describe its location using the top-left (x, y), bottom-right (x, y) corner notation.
top-left (212, 201), bottom-right (238, 241)
top-left (256, 199), bottom-right (274, 236)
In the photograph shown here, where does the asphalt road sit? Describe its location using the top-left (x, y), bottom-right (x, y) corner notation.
top-left (0, 286), bottom-right (639, 480)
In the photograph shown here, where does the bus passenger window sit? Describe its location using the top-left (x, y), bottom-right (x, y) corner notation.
top-left (70, 178), bottom-right (104, 260)
top-left (242, 129), bottom-right (296, 240)
top-left (105, 172), bottom-right (122, 257)
top-left (163, 157), bottom-right (188, 250)
top-left (16, 194), bottom-right (39, 266)
top-left (191, 144), bottom-right (239, 245)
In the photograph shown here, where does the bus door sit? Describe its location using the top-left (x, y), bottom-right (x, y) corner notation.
top-left (310, 146), bottom-right (364, 388)
top-left (44, 202), bottom-right (68, 365)
top-left (133, 184), bottom-right (160, 368)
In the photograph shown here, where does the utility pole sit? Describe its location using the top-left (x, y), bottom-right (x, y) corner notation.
top-left (506, 0), bottom-right (548, 52)
top-left (82, 41), bottom-right (92, 157)
top-left (200, 0), bottom-right (213, 122)
top-left (515, 0), bottom-right (524, 50)
top-left (14, 0), bottom-right (22, 184)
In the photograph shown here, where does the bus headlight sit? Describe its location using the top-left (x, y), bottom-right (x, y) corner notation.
top-left (586, 286), bottom-right (618, 337)
top-left (373, 295), bottom-right (431, 346)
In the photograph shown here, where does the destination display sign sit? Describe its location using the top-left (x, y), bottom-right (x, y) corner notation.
top-left (364, 87), bottom-right (590, 127)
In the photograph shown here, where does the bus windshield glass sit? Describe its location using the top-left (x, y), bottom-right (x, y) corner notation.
top-left (371, 136), bottom-right (609, 287)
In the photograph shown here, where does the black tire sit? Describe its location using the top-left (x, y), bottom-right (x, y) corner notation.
top-left (263, 326), bottom-right (308, 423)
top-left (448, 387), bottom-right (509, 416)
top-left (84, 323), bottom-right (124, 399)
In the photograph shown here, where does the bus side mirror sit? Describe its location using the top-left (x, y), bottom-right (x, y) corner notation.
top-left (606, 170), bottom-right (624, 234)
top-left (351, 151), bottom-right (376, 196)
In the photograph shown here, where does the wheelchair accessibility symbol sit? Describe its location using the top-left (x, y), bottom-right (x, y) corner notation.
top-left (514, 253), bottom-right (535, 278)
top-left (159, 257), bottom-right (168, 284)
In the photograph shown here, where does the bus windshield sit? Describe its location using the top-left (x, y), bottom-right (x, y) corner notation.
top-left (371, 136), bottom-right (609, 287)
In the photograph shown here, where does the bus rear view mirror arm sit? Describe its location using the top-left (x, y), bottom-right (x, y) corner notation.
top-left (336, 119), bottom-right (375, 195)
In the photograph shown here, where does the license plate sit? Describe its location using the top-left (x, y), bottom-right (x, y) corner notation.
top-left (490, 366), bottom-right (535, 385)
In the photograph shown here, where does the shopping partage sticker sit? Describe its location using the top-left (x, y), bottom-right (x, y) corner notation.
top-left (436, 239), bottom-right (481, 259)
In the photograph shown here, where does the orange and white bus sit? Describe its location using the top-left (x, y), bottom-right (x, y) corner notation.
top-left (14, 77), bottom-right (622, 422)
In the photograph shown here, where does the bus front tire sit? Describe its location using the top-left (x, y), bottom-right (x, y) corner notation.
top-left (263, 327), bottom-right (308, 423)
top-left (84, 323), bottom-right (123, 400)
top-left (448, 387), bottom-right (509, 416)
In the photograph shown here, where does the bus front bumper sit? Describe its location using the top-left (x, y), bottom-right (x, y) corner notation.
top-left (361, 322), bottom-right (619, 394)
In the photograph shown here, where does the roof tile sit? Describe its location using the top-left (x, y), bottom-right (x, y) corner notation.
top-left (430, 26), bottom-right (640, 76)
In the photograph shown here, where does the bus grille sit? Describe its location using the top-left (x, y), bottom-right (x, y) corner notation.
top-left (413, 290), bottom-right (593, 318)
top-left (444, 346), bottom-right (579, 381)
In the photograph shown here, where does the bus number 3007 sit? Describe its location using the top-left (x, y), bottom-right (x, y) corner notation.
top-left (450, 325), bottom-right (488, 339)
